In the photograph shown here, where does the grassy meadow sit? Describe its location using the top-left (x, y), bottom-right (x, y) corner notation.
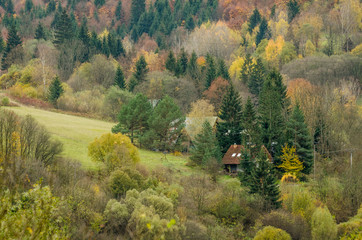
top-left (4, 105), bottom-right (190, 173)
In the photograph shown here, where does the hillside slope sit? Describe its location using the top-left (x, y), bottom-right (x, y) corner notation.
top-left (4, 105), bottom-right (190, 173)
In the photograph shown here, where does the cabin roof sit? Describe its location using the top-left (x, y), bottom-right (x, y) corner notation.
top-left (222, 144), bottom-right (243, 165)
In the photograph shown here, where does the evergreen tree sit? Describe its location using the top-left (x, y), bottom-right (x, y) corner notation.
top-left (177, 48), bottom-right (188, 76)
top-left (1, 24), bottom-right (22, 71)
top-left (240, 54), bottom-right (253, 84)
top-left (46, 0), bottom-right (56, 14)
top-left (256, 17), bottom-right (269, 46)
top-left (114, 65), bottom-right (125, 89)
top-left (112, 94), bottom-right (152, 143)
top-left (115, 38), bottom-right (125, 57)
top-left (129, 55), bottom-right (148, 91)
top-left (25, 0), bottom-right (33, 12)
top-left (285, 104), bottom-right (313, 174)
top-left (187, 51), bottom-right (199, 82)
top-left (94, 0), bottom-right (105, 7)
top-left (165, 51), bottom-right (176, 73)
top-left (242, 97), bottom-right (261, 150)
top-left (35, 22), bottom-right (46, 40)
top-left (0, 35), bottom-right (4, 54)
top-left (248, 8), bottom-right (261, 33)
top-left (48, 76), bottom-right (64, 106)
top-left (185, 15), bottom-right (195, 31)
top-left (130, 0), bottom-right (146, 27)
top-left (102, 36), bottom-right (110, 57)
top-left (115, 1), bottom-right (122, 20)
top-left (6, 0), bottom-right (14, 14)
top-left (216, 58), bottom-right (230, 81)
top-left (190, 121), bottom-right (221, 166)
top-left (287, 0), bottom-right (300, 23)
top-left (143, 95), bottom-right (185, 151)
top-left (205, 54), bottom-right (216, 89)
top-left (217, 84), bottom-right (243, 153)
top-left (249, 156), bottom-right (281, 209)
top-left (53, 10), bottom-right (73, 46)
top-left (239, 148), bottom-right (254, 184)
top-left (78, 20), bottom-right (90, 46)
top-left (248, 58), bottom-right (266, 97)
top-left (258, 70), bottom-right (286, 164)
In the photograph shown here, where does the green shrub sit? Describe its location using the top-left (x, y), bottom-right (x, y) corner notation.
top-left (338, 205), bottom-right (362, 238)
top-left (1, 97), bottom-right (9, 106)
top-left (311, 207), bottom-right (337, 240)
top-left (109, 170), bottom-right (139, 198)
top-left (254, 226), bottom-right (292, 240)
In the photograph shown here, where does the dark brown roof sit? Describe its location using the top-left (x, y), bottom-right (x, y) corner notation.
top-left (222, 144), bottom-right (243, 165)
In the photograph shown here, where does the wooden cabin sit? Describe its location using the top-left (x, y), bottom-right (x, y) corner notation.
top-left (222, 144), bottom-right (243, 173)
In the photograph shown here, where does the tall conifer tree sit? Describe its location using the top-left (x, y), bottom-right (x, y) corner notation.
top-left (249, 155), bottom-right (281, 209)
top-left (205, 54), bottom-right (216, 89)
top-left (217, 58), bottom-right (230, 81)
top-left (285, 104), bottom-right (313, 174)
top-left (165, 51), bottom-right (176, 73)
top-left (216, 84), bottom-right (243, 153)
top-left (114, 65), bottom-right (125, 89)
top-left (35, 22), bottom-right (46, 40)
top-left (54, 10), bottom-right (73, 46)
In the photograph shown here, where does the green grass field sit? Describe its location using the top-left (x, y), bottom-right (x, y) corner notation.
top-left (3, 105), bottom-right (190, 173)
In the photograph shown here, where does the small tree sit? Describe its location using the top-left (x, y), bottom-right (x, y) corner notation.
top-left (190, 121), bottom-right (221, 166)
top-left (115, 65), bottom-right (126, 89)
top-left (254, 226), bottom-right (292, 240)
top-left (48, 76), bottom-right (64, 107)
top-left (165, 51), bottom-right (176, 73)
top-left (278, 145), bottom-right (304, 178)
top-left (311, 207), bottom-right (337, 240)
top-left (35, 22), bottom-right (46, 40)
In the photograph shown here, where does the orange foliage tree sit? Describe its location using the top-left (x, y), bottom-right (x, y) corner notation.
top-left (203, 77), bottom-right (229, 112)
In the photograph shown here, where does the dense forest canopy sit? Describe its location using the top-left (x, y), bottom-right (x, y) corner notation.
top-left (0, 0), bottom-right (361, 239)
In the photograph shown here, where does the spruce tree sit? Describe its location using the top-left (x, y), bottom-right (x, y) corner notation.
top-left (25, 0), bottom-right (33, 12)
top-left (205, 54), bottom-right (216, 89)
top-left (115, 1), bottom-right (122, 20)
top-left (130, 0), bottom-right (146, 27)
top-left (115, 38), bottom-right (125, 57)
top-left (165, 51), bottom-right (176, 73)
top-left (53, 10), bottom-right (73, 46)
top-left (248, 58), bottom-right (266, 97)
top-left (240, 54), bottom-right (253, 84)
top-left (258, 70), bottom-right (286, 164)
top-left (1, 24), bottom-right (22, 71)
top-left (217, 58), bottom-right (230, 81)
top-left (287, 0), bottom-right (300, 23)
top-left (177, 48), bottom-right (188, 76)
top-left (129, 55), bottom-right (148, 91)
top-left (217, 84), bottom-right (243, 153)
top-left (48, 76), bottom-right (64, 106)
top-left (248, 8), bottom-right (261, 33)
top-left (285, 104), bottom-right (313, 174)
top-left (239, 148), bottom-right (254, 185)
top-left (35, 22), bottom-right (46, 40)
top-left (185, 15), bottom-right (195, 31)
top-left (114, 65), bottom-right (125, 89)
top-left (256, 17), bottom-right (269, 46)
top-left (249, 156), bottom-right (281, 209)
top-left (187, 51), bottom-right (198, 79)
top-left (190, 121), bottom-right (221, 166)
top-left (46, 0), bottom-right (56, 14)
top-left (242, 97), bottom-right (261, 150)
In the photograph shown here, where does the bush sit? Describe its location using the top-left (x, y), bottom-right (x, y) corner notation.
top-left (88, 133), bottom-right (140, 171)
top-left (108, 168), bottom-right (148, 198)
top-left (1, 97), bottom-right (9, 106)
top-left (311, 207), bottom-right (337, 240)
top-left (262, 210), bottom-right (311, 240)
top-left (254, 226), bottom-right (292, 240)
top-left (338, 205), bottom-right (362, 238)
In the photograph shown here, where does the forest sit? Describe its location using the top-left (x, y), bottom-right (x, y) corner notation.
top-left (0, 0), bottom-right (361, 239)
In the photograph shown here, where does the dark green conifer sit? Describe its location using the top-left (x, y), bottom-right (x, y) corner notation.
top-left (114, 65), bottom-right (125, 89)
top-left (48, 76), bottom-right (64, 106)
top-left (248, 8), bottom-right (261, 33)
top-left (35, 22), bottom-right (46, 40)
top-left (165, 51), bottom-right (176, 73)
top-left (242, 97), bottom-right (261, 150)
top-left (248, 58), bottom-right (266, 97)
top-left (1, 24), bottom-right (22, 71)
top-left (285, 104), bottom-right (313, 174)
top-left (256, 17), bottom-right (269, 46)
top-left (216, 58), bottom-right (230, 81)
top-left (287, 0), bottom-right (300, 23)
top-left (115, 1), bottom-right (122, 20)
top-left (205, 54), bottom-right (216, 89)
top-left (53, 10), bottom-right (73, 46)
top-left (129, 56), bottom-right (148, 91)
top-left (177, 48), bottom-right (188, 76)
top-left (190, 121), bottom-right (221, 166)
top-left (185, 15), bottom-right (195, 31)
top-left (46, 0), bottom-right (56, 14)
top-left (216, 84), bottom-right (243, 153)
top-left (249, 155), bottom-right (281, 209)
top-left (240, 54), bottom-right (253, 84)
top-left (25, 0), bottom-right (33, 12)
top-left (130, 0), bottom-right (146, 26)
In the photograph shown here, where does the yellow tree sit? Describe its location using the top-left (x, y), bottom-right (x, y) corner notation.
top-left (279, 144), bottom-right (304, 178)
